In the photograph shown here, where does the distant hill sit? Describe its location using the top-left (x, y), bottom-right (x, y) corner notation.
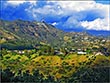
top-left (87, 30), bottom-right (110, 37)
top-left (0, 20), bottom-right (109, 50)
top-left (63, 28), bottom-right (110, 37)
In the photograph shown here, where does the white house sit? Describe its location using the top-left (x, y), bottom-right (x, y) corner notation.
top-left (77, 51), bottom-right (87, 55)
top-left (95, 52), bottom-right (104, 56)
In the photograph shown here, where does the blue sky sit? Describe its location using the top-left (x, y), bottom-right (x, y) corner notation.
top-left (0, 0), bottom-right (110, 31)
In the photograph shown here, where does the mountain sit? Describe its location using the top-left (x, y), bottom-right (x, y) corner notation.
top-left (87, 30), bottom-right (110, 36)
top-left (0, 20), bottom-right (66, 49)
top-left (63, 29), bottom-right (110, 37)
top-left (0, 20), bottom-right (109, 50)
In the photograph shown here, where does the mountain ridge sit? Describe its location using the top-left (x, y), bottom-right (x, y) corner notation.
top-left (0, 19), bottom-right (109, 50)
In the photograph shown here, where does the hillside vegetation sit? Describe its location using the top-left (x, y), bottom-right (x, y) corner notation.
top-left (0, 20), bottom-right (110, 50)
top-left (1, 51), bottom-right (110, 82)
top-left (0, 20), bottom-right (110, 82)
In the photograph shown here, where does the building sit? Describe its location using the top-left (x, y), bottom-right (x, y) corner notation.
top-left (77, 51), bottom-right (87, 55)
top-left (95, 52), bottom-right (104, 56)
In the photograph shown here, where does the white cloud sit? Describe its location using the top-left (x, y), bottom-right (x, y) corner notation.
top-left (6, 0), bottom-right (37, 6)
top-left (52, 22), bottom-right (57, 26)
top-left (81, 18), bottom-right (110, 31)
top-left (46, 1), bottom-right (110, 31)
top-left (30, 5), bottom-right (63, 16)
top-left (63, 16), bottom-right (80, 28)
top-left (6, 0), bottom-right (26, 6)
top-left (50, 1), bottom-right (109, 17)
top-left (8, 0), bottom-right (109, 31)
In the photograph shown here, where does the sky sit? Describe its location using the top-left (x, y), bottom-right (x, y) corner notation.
top-left (0, 0), bottom-right (110, 31)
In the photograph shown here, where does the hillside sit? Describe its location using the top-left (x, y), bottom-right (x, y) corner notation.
top-left (1, 50), bottom-right (110, 82)
top-left (0, 20), bottom-right (110, 82)
top-left (0, 20), bottom-right (66, 49)
top-left (0, 20), bottom-right (110, 50)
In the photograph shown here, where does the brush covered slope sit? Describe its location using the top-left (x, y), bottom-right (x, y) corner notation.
top-left (0, 20), bottom-right (110, 82)
top-left (1, 20), bottom-right (109, 51)
top-left (0, 20), bottom-right (65, 49)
